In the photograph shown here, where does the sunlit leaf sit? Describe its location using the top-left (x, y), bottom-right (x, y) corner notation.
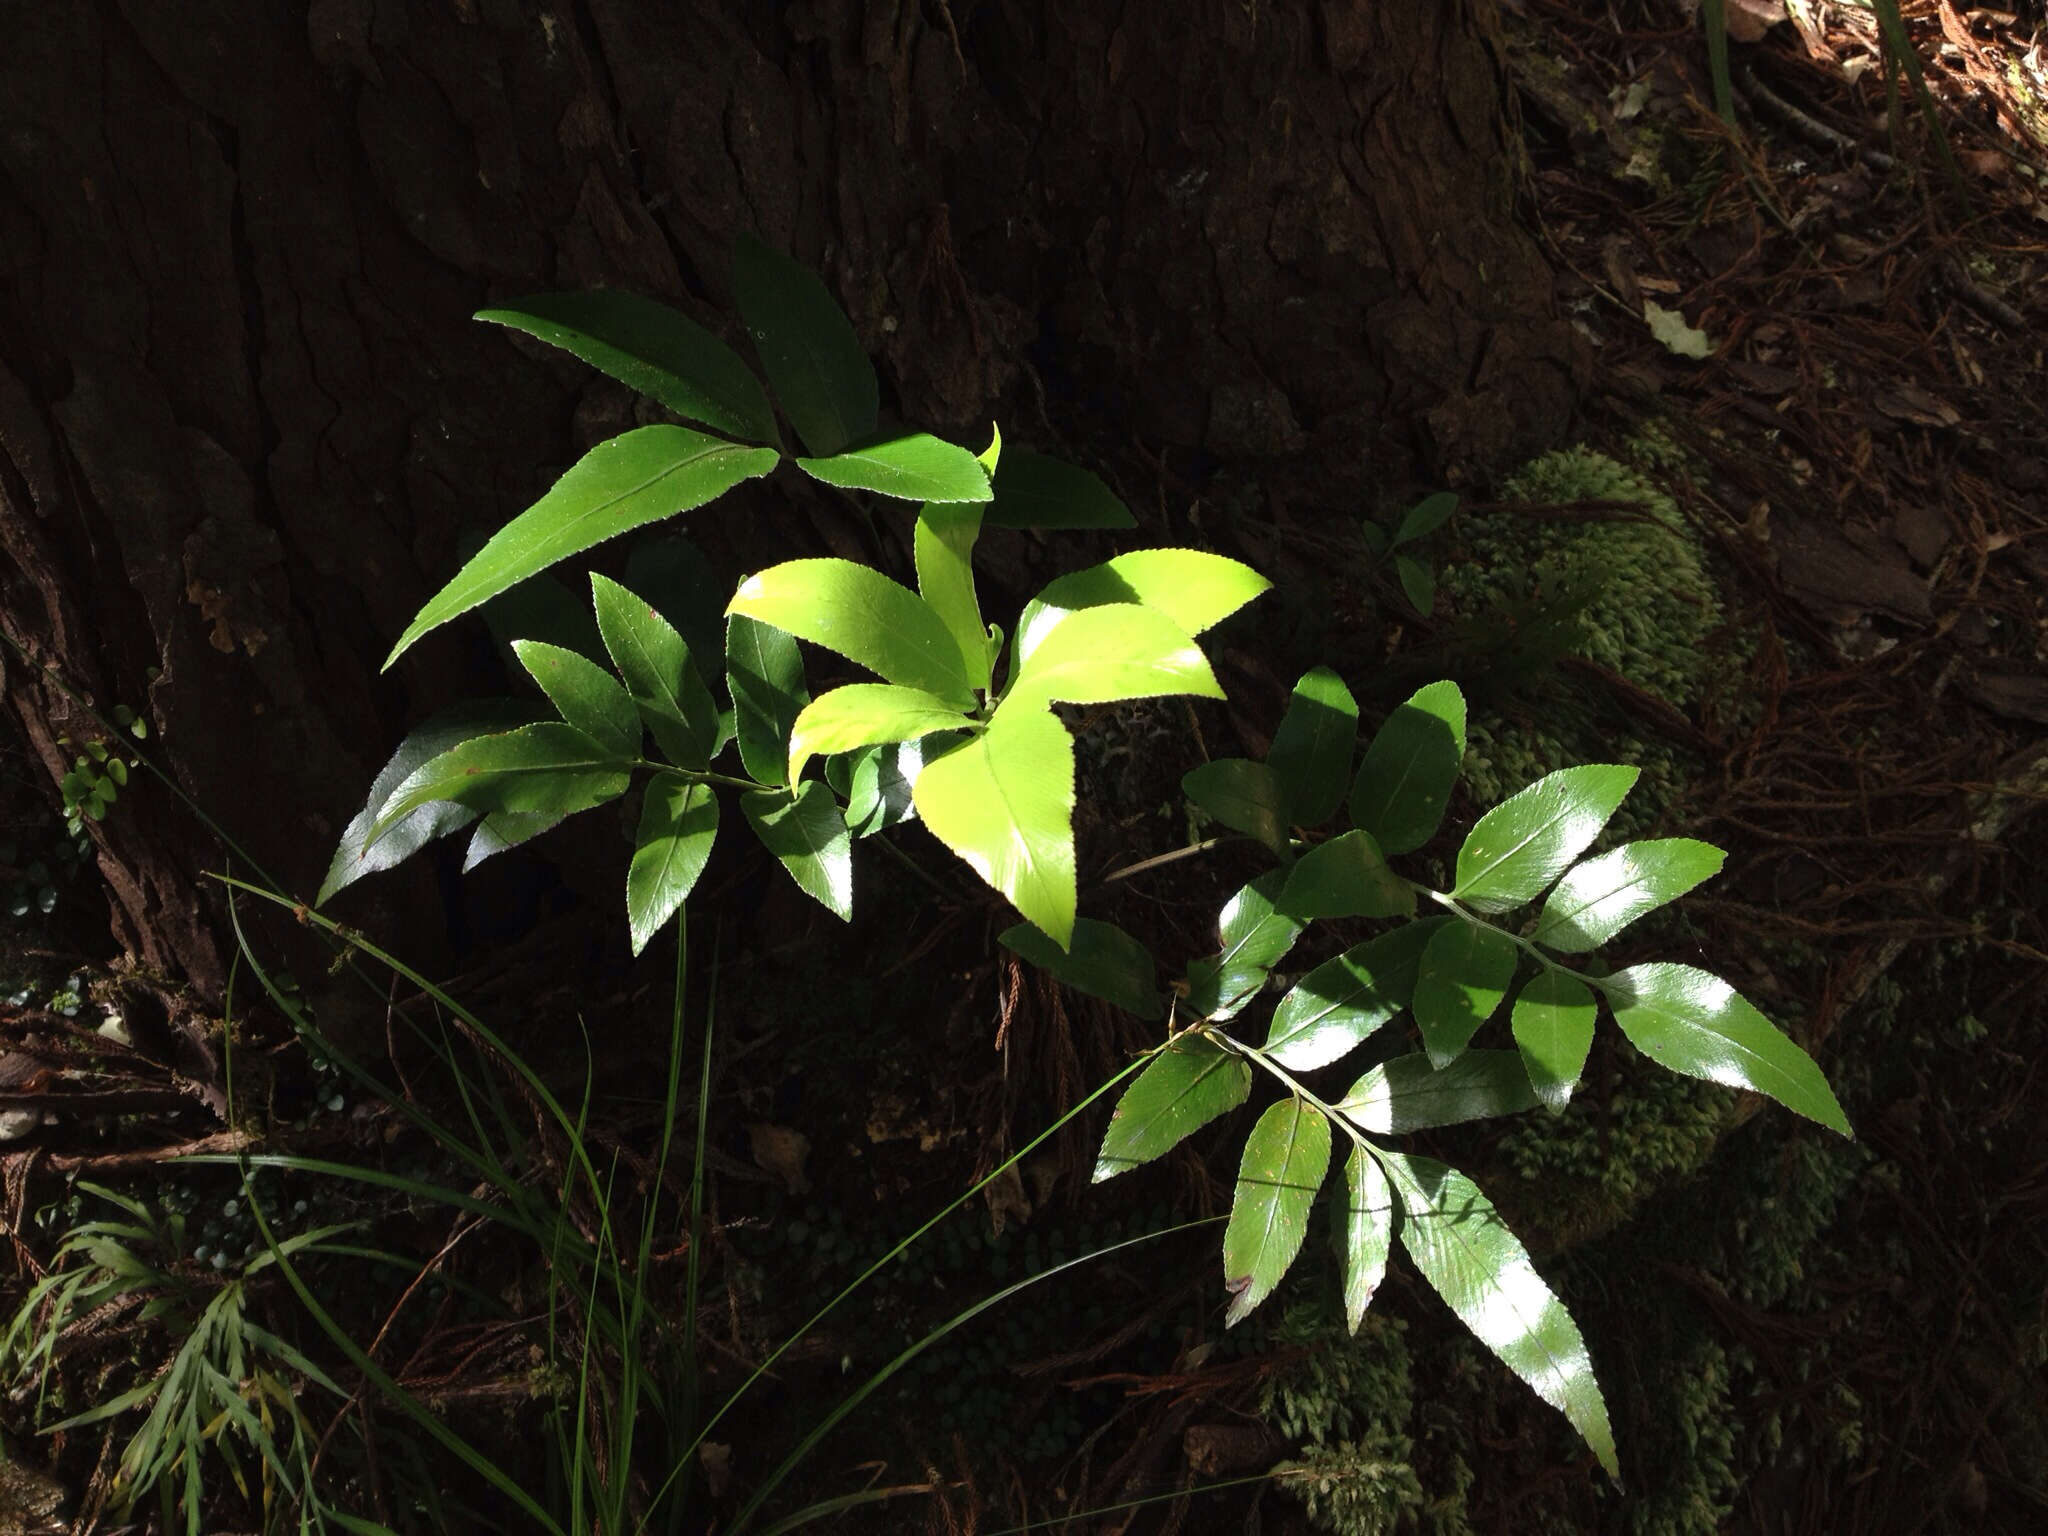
top-left (1531, 839), bottom-right (1725, 953)
top-left (741, 781), bottom-right (853, 920)
top-left (1267, 666), bottom-right (1359, 827)
top-left (476, 290), bottom-right (779, 445)
top-left (785, 685), bottom-right (970, 787)
top-left (1278, 830), bottom-right (1412, 921)
top-left (1339, 1051), bottom-right (1537, 1135)
top-left (591, 574), bottom-right (719, 769)
top-left (726, 614), bottom-right (809, 788)
top-left (728, 559), bottom-right (973, 708)
top-left (1001, 918), bottom-right (1162, 1020)
top-left (1263, 918), bottom-right (1448, 1071)
top-left (1015, 549), bottom-right (1270, 665)
top-left (372, 724), bottom-right (630, 847)
top-left (1413, 922), bottom-right (1519, 1068)
top-left (915, 502), bottom-right (991, 694)
top-left (1381, 1150), bottom-right (1619, 1478)
top-left (386, 427), bottom-right (778, 666)
top-left (1606, 963), bottom-right (1850, 1135)
top-left (626, 775), bottom-right (718, 956)
top-left (1006, 605), bottom-right (1220, 715)
top-left (1182, 759), bottom-right (1289, 856)
top-left (1337, 1146), bottom-right (1394, 1334)
top-left (913, 704), bottom-right (1076, 945)
top-left (984, 450), bottom-right (1136, 530)
top-left (1451, 765), bottom-right (1639, 914)
top-left (512, 639), bottom-right (640, 760)
top-left (1511, 970), bottom-right (1598, 1113)
top-left (1349, 681), bottom-right (1466, 855)
top-left (319, 702), bottom-right (540, 903)
top-left (1183, 871), bottom-right (1302, 1021)
top-left (732, 233), bottom-right (877, 457)
top-left (797, 433), bottom-right (994, 504)
top-left (1093, 1033), bottom-right (1250, 1181)
top-left (1222, 1098), bottom-right (1331, 1326)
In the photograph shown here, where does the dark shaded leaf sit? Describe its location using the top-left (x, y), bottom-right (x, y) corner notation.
top-left (1349, 681), bottom-right (1465, 856)
top-left (1279, 830), bottom-right (1413, 921)
top-left (1510, 970), bottom-right (1598, 1113)
top-left (984, 450), bottom-right (1137, 530)
top-left (477, 290), bottom-right (779, 444)
top-left (1001, 918), bottom-right (1162, 1020)
top-left (1183, 759), bottom-right (1289, 856)
top-left (741, 781), bottom-right (853, 920)
top-left (1413, 922), bottom-right (1519, 1068)
top-left (1222, 1098), bottom-right (1331, 1326)
top-left (726, 614), bottom-right (810, 788)
top-left (1094, 1033), bottom-right (1251, 1181)
top-left (732, 233), bottom-right (878, 456)
top-left (1339, 1051), bottom-right (1537, 1135)
top-left (1268, 667), bottom-right (1359, 827)
top-left (627, 775), bottom-right (718, 955)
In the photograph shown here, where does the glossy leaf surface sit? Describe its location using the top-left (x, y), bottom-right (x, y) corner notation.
top-left (627, 775), bottom-right (717, 955)
top-left (1278, 830), bottom-right (1412, 921)
top-left (373, 724), bottom-right (630, 841)
top-left (1607, 963), bottom-right (1850, 1134)
top-left (511, 639), bottom-right (641, 761)
top-left (1452, 765), bottom-right (1640, 914)
top-left (913, 705), bottom-right (1076, 944)
top-left (1349, 681), bottom-right (1466, 856)
top-left (592, 574), bottom-right (718, 769)
top-left (1339, 1051), bottom-right (1538, 1135)
top-left (1267, 666), bottom-right (1358, 827)
top-left (726, 614), bottom-right (809, 788)
top-left (796, 433), bottom-right (993, 504)
top-left (1338, 1146), bottom-right (1394, 1334)
top-left (1184, 871), bottom-right (1301, 1021)
top-left (1383, 1151), bottom-right (1619, 1478)
top-left (732, 233), bottom-right (877, 456)
top-left (914, 502), bottom-right (990, 693)
top-left (1531, 839), bottom-right (1726, 953)
top-left (476, 290), bottom-right (778, 444)
top-left (784, 685), bottom-right (969, 787)
top-left (1413, 922), bottom-right (1519, 1068)
top-left (1016, 549), bottom-right (1270, 664)
top-left (984, 450), bottom-right (1135, 529)
top-left (1001, 918), bottom-right (1162, 1020)
top-left (386, 427), bottom-right (777, 666)
top-left (1222, 1099), bottom-right (1331, 1326)
top-left (1263, 917), bottom-right (1448, 1071)
top-left (728, 559), bottom-right (973, 708)
top-left (1511, 970), bottom-right (1599, 1112)
top-left (1005, 605), bottom-right (1220, 715)
top-left (320, 702), bottom-right (539, 903)
top-left (1182, 759), bottom-right (1289, 856)
top-left (741, 781), bottom-right (854, 920)
top-left (1094, 1033), bottom-right (1250, 1181)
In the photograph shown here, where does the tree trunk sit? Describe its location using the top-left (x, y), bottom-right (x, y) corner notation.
top-left (0, 0), bottom-right (1577, 1012)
